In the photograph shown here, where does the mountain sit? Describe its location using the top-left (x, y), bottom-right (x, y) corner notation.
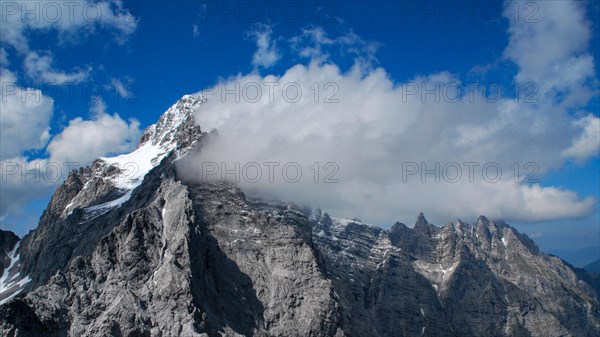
top-left (586, 260), bottom-right (600, 275)
top-left (1, 95), bottom-right (599, 337)
top-left (549, 246), bottom-right (600, 268)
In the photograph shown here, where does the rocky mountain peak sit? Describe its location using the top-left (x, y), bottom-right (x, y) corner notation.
top-left (476, 215), bottom-right (490, 227)
top-left (415, 211), bottom-right (427, 225)
top-left (55, 94), bottom-right (207, 219)
top-left (138, 94), bottom-right (206, 150)
top-left (415, 212), bottom-right (429, 228)
top-left (413, 212), bottom-right (436, 234)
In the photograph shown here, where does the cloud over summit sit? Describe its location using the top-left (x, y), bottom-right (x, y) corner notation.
top-left (181, 1), bottom-right (599, 226)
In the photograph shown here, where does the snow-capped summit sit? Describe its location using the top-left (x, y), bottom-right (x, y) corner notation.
top-left (139, 94), bottom-right (206, 150)
top-left (61, 94), bottom-right (206, 217)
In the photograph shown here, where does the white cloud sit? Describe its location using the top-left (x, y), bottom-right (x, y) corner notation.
top-left (182, 0), bottom-right (599, 225)
top-left (23, 51), bottom-right (90, 84)
top-left (2, 0), bottom-right (137, 86)
top-left (0, 157), bottom-right (56, 223)
top-left (0, 48), bottom-right (8, 67)
top-left (503, 0), bottom-right (595, 104)
top-left (1, 0), bottom-right (138, 52)
top-left (247, 23), bottom-right (280, 69)
top-left (290, 26), bottom-right (380, 71)
top-left (0, 69), bottom-right (53, 160)
top-left (0, 95), bottom-right (141, 223)
top-left (89, 96), bottom-right (107, 116)
top-left (178, 60), bottom-right (596, 225)
top-left (337, 29), bottom-right (380, 71)
top-left (0, 0), bottom-right (140, 228)
top-left (290, 26), bottom-right (334, 62)
top-left (193, 24), bottom-right (200, 38)
top-left (109, 77), bottom-right (135, 99)
top-left (502, 0), bottom-right (599, 163)
top-left (47, 97), bottom-right (141, 164)
top-left (562, 114), bottom-right (600, 161)
top-left (528, 232), bottom-right (543, 239)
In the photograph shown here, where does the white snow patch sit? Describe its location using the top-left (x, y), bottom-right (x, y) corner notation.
top-left (64, 200), bottom-right (75, 214)
top-left (162, 202), bottom-right (169, 221)
top-left (81, 143), bottom-right (169, 214)
top-left (64, 95), bottom-right (207, 217)
top-left (331, 217), bottom-right (354, 227)
top-left (414, 260), bottom-right (459, 286)
top-left (501, 237), bottom-right (508, 247)
top-left (101, 142), bottom-right (167, 190)
top-left (420, 307), bottom-right (425, 316)
top-left (330, 217), bottom-right (376, 228)
top-left (86, 189), bottom-right (133, 213)
top-left (0, 243), bottom-right (32, 305)
top-left (314, 230), bottom-right (327, 238)
top-left (0, 243), bottom-right (20, 293)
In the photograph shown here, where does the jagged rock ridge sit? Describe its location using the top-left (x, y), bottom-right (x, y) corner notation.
top-left (0, 95), bottom-right (598, 337)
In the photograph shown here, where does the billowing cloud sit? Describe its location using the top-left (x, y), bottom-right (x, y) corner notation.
top-left (179, 0), bottom-right (598, 225)
top-left (180, 62), bottom-right (594, 225)
top-left (247, 23), bottom-right (280, 69)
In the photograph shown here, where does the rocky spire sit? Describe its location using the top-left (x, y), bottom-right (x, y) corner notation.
top-left (414, 212), bottom-right (430, 229)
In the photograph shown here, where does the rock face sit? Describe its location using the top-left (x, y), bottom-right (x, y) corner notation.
top-left (0, 230), bottom-right (19, 274)
top-left (1, 95), bottom-right (599, 337)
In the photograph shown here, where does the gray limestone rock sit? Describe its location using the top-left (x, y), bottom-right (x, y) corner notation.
top-left (1, 94), bottom-right (598, 337)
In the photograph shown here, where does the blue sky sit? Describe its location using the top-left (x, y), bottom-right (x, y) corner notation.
top-left (1, 0), bottom-right (599, 262)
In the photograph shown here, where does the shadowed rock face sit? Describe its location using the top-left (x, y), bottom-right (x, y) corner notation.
top-left (1, 95), bottom-right (599, 337)
top-left (0, 230), bottom-right (19, 276)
